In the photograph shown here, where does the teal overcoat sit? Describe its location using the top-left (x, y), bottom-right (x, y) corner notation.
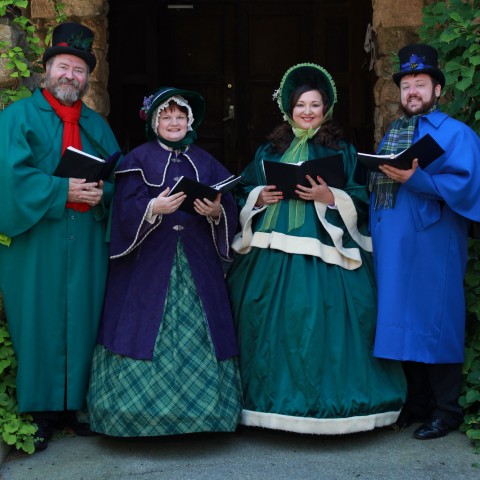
top-left (0, 88), bottom-right (120, 412)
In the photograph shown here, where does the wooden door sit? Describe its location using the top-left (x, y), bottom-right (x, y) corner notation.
top-left (107, 0), bottom-right (374, 175)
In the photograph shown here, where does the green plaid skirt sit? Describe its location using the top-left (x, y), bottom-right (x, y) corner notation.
top-left (87, 242), bottom-right (242, 437)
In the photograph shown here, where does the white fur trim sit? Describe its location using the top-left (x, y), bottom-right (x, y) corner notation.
top-left (249, 231), bottom-right (361, 270)
top-left (231, 186), bottom-right (267, 253)
top-left (327, 188), bottom-right (372, 252)
top-left (241, 409), bottom-right (400, 435)
top-left (231, 186), bottom-right (372, 270)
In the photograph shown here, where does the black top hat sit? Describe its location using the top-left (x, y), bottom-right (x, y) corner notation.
top-left (42, 22), bottom-right (96, 72)
top-left (392, 44), bottom-right (445, 87)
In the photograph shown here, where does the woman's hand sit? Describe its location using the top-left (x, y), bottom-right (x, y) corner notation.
top-left (194, 193), bottom-right (222, 219)
top-left (295, 175), bottom-right (335, 206)
top-left (68, 178), bottom-right (104, 206)
top-left (379, 158), bottom-right (418, 183)
top-left (152, 187), bottom-right (186, 215)
top-left (255, 185), bottom-right (283, 207)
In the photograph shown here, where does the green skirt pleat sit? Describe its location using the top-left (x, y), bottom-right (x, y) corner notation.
top-left (87, 242), bottom-right (242, 437)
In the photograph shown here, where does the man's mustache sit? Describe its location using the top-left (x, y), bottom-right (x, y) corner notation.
top-left (58, 77), bottom-right (80, 88)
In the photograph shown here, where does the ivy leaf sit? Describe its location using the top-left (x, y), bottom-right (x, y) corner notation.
top-left (457, 76), bottom-right (473, 91)
top-left (439, 30), bottom-right (463, 43)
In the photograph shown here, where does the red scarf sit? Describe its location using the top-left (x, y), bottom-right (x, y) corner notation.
top-left (43, 88), bottom-right (90, 212)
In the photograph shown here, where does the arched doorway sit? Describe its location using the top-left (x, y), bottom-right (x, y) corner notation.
top-left (107, 0), bottom-right (374, 174)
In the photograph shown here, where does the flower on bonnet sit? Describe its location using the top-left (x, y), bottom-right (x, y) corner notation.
top-left (139, 94), bottom-right (154, 121)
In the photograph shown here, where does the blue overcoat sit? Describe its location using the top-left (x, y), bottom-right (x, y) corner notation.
top-left (371, 110), bottom-right (480, 363)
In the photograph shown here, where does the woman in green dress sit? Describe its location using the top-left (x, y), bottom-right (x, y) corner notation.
top-left (227, 63), bottom-right (406, 434)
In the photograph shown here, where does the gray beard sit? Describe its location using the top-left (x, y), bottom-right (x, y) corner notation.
top-left (44, 77), bottom-right (88, 105)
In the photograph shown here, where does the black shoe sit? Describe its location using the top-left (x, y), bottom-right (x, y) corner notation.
top-left (59, 411), bottom-right (97, 437)
top-left (390, 409), bottom-right (426, 431)
top-left (413, 417), bottom-right (453, 440)
top-left (33, 421), bottom-right (53, 452)
top-left (67, 419), bottom-right (97, 437)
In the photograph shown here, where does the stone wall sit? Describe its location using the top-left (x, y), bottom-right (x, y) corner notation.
top-left (371, 0), bottom-right (423, 144)
top-left (0, 0), bottom-right (110, 115)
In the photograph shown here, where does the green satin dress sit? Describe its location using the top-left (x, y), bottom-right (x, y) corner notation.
top-left (227, 141), bottom-right (406, 434)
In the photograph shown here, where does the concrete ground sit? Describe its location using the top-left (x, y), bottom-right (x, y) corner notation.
top-left (0, 424), bottom-right (478, 480)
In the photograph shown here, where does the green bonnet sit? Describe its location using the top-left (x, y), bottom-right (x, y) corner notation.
top-left (274, 63), bottom-right (337, 123)
top-left (140, 87), bottom-right (206, 148)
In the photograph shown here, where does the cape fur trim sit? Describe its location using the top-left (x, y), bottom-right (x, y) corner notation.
top-left (241, 409), bottom-right (400, 435)
top-left (231, 187), bottom-right (372, 270)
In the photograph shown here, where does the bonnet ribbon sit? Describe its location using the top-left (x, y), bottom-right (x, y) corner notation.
top-left (260, 127), bottom-right (317, 232)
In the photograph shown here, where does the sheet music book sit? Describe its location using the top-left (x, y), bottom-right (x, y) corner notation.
top-left (263, 154), bottom-right (346, 199)
top-left (168, 175), bottom-right (242, 215)
top-left (54, 146), bottom-right (121, 182)
top-left (357, 134), bottom-right (445, 171)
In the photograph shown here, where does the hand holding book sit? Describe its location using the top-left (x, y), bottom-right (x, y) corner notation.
top-left (263, 154), bottom-right (346, 200)
top-left (356, 134), bottom-right (444, 171)
top-left (54, 146), bottom-right (122, 182)
top-left (152, 187), bottom-right (187, 216)
top-left (167, 175), bottom-right (242, 215)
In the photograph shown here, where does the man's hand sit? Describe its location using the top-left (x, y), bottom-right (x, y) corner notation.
top-left (68, 178), bottom-right (104, 206)
top-left (379, 158), bottom-right (419, 183)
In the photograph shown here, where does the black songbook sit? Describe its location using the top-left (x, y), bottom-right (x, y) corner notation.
top-left (168, 175), bottom-right (242, 215)
top-left (54, 146), bottom-right (121, 182)
top-left (263, 154), bottom-right (346, 199)
top-left (357, 134), bottom-right (445, 172)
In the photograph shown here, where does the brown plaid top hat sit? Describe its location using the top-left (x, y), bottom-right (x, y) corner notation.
top-left (392, 44), bottom-right (445, 88)
top-left (42, 22), bottom-right (96, 72)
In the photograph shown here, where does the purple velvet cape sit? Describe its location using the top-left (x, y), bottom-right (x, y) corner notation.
top-left (96, 141), bottom-right (239, 360)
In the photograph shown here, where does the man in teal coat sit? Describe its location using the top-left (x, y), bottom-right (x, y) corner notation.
top-left (0, 22), bottom-right (121, 450)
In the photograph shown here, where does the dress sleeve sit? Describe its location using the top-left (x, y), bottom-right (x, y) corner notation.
top-left (108, 167), bottom-right (162, 258)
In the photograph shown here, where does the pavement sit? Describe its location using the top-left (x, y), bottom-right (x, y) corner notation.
top-left (0, 425), bottom-right (478, 480)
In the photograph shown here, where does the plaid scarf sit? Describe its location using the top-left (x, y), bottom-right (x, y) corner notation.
top-left (369, 105), bottom-right (437, 209)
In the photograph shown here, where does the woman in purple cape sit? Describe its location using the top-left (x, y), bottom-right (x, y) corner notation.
top-left (87, 87), bottom-right (242, 436)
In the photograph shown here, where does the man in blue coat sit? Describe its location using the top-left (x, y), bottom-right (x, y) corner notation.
top-left (369, 44), bottom-right (480, 440)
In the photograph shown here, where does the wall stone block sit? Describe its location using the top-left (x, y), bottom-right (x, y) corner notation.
top-left (376, 27), bottom-right (419, 57)
top-left (84, 81), bottom-right (110, 117)
top-left (372, 0), bottom-right (423, 28)
top-left (63, 0), bottom-right (107, 18)
top-left (30, 0), bottom-right (56, 19)
top-left (379, 80), bottom-right (399, 106)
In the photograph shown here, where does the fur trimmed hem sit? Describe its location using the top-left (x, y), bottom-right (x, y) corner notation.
top-left (241, 409), bottom-right (400, 435)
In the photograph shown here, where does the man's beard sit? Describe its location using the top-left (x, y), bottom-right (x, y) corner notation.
top-left (44, 74), bottom-right (88, 105)
top-left (402, 90), bottom-right (437, 117)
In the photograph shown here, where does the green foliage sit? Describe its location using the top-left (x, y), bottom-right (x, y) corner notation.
top-left (420, 0), bottom-right (480, 134)
top-left (0, 0), bottom-right (65, 454)
top-left (420, 0), bottom-right (480, 452)
top-left (0, 0), bottom-right (66, 109)
top-left (0, 296), bottom-right (36, 454)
